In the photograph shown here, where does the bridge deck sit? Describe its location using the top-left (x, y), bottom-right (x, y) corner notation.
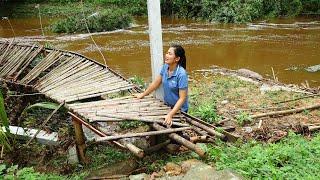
top-left (0, 41), bottom-right (228, 157)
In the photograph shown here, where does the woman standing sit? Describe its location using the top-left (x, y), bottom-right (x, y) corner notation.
top-left (135, 44), bottom-right (188, 127)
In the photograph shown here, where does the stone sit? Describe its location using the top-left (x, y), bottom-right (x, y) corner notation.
top-left (243, 127), bottom-right (253, 133)
top-left (67, 145), bottom-right (79, 164)
top-left (182, 162), bottom-right (243, 180)
top-left (163, 162), bottom-right (182, 176)
top-left (305, 64), bottom-right (320, 72)
top-left (182, 162), bottom-right (217, 180)
top-left (237, 69), bottom-right (263, 80)
top-left (180, 159), bottom-right (202, 173)
top-left (87, 158), bottom-right (138, 178)
top-left (221, 100), bottom-right (229, 105)
top-left (129, 173), bottom-right (150, 180)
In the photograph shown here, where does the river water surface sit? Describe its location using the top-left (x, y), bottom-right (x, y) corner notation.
top-left (0, 17), bottom-right (319, 87)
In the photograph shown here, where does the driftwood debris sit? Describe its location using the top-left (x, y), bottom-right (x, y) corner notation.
top-left (251, 103), bottom-right (320, 119)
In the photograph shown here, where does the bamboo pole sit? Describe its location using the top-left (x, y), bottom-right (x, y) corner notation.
top-left (91, 114), bottom-right (189, 127)
top-left (96, 127), bottom-right (191, 142)
top-left (72, 116), bottom-right (89, 164)
top-left (152, 123), bottom-right (206, 157)
top-left (251, 103), bottom-right (320, 119)
top-left (185, 117), bottom-right (225, 139)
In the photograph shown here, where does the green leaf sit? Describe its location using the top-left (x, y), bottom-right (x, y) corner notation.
top-left (24, 102), bottom-right (59, 112)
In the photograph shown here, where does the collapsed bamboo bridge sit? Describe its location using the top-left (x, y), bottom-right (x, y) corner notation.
top-left (0, 41), bottom-right (235, 161)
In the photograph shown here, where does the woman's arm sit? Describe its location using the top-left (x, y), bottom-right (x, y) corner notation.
top-left (136, 75), bottom-right (162, 99)
top-left (163, 89), bottom-right (187, 126)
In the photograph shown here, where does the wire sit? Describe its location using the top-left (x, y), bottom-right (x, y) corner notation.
top-left (80, 0), bottom-right (108, 67)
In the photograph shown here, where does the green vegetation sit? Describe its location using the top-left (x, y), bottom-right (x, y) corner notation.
top-left (0, 88), bottom-right (11, 150)
top-left (51, 9), bottom-right (132, 33)
top-left (208, 132), bottom-right (320, 179)
top-left (2, 0), bottom-right (319, 25)
top-left (118, 120), bottom-right (145, 129)
top-left (0, 165), bottom-right (66, 180)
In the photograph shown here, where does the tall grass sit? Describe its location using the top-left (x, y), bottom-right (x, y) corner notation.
top-left (0, 87), bottom-right (11, 150)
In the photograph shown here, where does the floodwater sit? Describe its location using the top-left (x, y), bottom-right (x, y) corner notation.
top-left (0, 16), bottom-right (319, 87)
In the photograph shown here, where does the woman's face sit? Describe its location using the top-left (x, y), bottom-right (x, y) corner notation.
top-left (165, 47), bottom-right (180, 65)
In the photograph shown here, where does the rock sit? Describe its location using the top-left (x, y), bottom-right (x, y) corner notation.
top-left (305, 64), bottom-right (320, 72)
top-left (182, 162), bottom-right (217, 180)
top-left (183, 162), bottom-right (243, 180)
top-left (164, 162), bottom-right (182, 176)
top-left (87, 158), bottom-right (138, 178)
top-left (237, 69), bottom-right (263, 80)
top-left (212, 169), bottom-right (243, 180)
top-left (67, 145), bottom-right (79, 164)
top-left (180, 159), bottom-right (202, 173)
top-left (221, 100), bottom-right (229, 105)
top-left (129, 173), bottom-right (150, 180)
top-left (243, 127), bottom-right (253, 133)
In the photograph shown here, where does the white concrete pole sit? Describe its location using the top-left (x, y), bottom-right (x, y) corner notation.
top-left (147, 0), bottom-right (164, 100)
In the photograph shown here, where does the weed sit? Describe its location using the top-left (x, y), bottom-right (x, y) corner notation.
top-left (129, 75), bottom-right (146, 89)
top-left (207, 132), bottom-right (320, 179)
top-left (118, 120), bottom-right (144, 129)
top-left (235, 111), bottom-right (252, 125)
top-left (190, 101), bottom-right (221, 124)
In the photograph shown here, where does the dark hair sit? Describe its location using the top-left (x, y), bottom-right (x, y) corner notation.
top-left (170, 44), bottom-right (186, 69)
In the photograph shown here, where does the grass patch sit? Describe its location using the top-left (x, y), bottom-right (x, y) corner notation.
top-left (51, 9), bottom-right (132, 33)
top-left (118, 120), bottom-right (145, 130)
top-left (207, 132), bottom-right (320, 179)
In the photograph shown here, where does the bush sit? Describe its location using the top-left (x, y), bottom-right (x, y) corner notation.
top-left (51, 9), bottom-right (132, 33)
top-left (208, 132), bottom-right (320, 179)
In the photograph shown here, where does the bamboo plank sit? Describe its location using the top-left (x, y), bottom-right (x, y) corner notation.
top-left (14, 45), bottom-right (44, 81)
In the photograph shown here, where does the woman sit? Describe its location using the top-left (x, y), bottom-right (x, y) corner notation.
top-left (135, 44), bottom-right (188, 127)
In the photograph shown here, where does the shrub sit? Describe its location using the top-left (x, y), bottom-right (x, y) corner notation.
top-left (208, 132), bottom-right (320, 179)
top-left (51, 9), bottom-right (132, 33)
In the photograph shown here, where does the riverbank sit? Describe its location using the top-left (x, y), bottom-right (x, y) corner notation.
top-left (1, 66), bottom-right (319, 179)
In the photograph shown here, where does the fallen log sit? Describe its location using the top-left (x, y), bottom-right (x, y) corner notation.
top-left (152, 123), bottom-right (206, 157)
top-left (251, 103), bottom-right (320, 119)
top-left (96, 127), bottom-right (191, 142)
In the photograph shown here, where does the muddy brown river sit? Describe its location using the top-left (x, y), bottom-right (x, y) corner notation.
top-left (0, 16), bottom-right (319, 87)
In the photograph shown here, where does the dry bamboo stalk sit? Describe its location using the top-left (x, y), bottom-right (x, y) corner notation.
top-left (72, 101), bottom-right (164, 112)
top-left (45, 74), bottom-right (120, 94)
top-left (58, 84), bottom-right (134, 102)
top-left (96, 127), bottom-right (191, 142)
top-left (0, 40), bottom-right (15, 64)
top-left (23, 50), bottom-right (62, 82)
top-left (91, 114), bottom-right (189, 126)
top-left (6, 46), bottom-right (35, 76)
top-left (308, 126), bottom-right (320, 132)
top-left (0, 47), bottom-right (27, 76)
top-left (122, 141), bottom-right (144, 158)
top-left (251, 103), bottom-right (320, 119)
top-left (42, 67), bottom-right (111, 89)
top-left (152, 123), bottom-right (206, 157)
top-left (50, 81), bottom-right (130, 98)
top-left (185, 117), bottom-right (225, 139)
top-left (20, 50), bottom-right (60, 83)
top-left (69, 96), bottom-right (155, 109)
top-left (35, 56), bottom-right (79, 87)
top-left (14, 45), bottom-right (44, 81)
top-left (39, 61), bottom-right (98, 91)
top-left (37, 58), bottom-right (89, 91)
